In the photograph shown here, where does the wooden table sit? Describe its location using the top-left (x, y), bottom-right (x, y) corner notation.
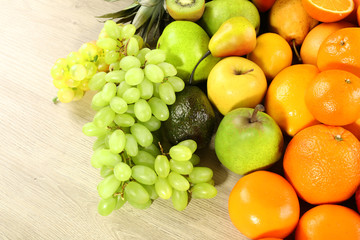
top-left (0, 1), bottom-right (248, 239)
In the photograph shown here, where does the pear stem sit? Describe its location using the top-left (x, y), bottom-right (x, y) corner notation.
top-left (189, 50), bottom-right (211, 85)
top-left (292, 39), bottom-right (302, 63)
top-left (250, 104), bottom-right (265, 123)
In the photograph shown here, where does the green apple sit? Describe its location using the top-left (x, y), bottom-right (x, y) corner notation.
top-left (198, 0), bottom-right (260, 37)
top-left (156, 21), bottom-right (220, 84)
top-left (214, 105), bottom-right (284, 175)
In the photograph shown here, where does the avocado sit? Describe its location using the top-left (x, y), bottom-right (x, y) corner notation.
top-left (163, 85), bottom-right (216, 149)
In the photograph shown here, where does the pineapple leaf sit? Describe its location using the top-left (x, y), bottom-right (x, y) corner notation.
top-left (96, 3), bottom-right (139, 19)
top-left (132, 5), bottom-right (155, 29)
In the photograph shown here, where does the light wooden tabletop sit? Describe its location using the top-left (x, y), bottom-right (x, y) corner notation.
top-left (0, 1), bottom-right (249, 239)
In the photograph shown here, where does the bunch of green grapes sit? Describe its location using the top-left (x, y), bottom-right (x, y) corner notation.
top-left (81, 20), bottom-right (217, 216)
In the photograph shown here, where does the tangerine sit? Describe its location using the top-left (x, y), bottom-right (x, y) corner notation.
top-left (283, 124), bottom-right (360, 205)
top-left (344, 118), bottom-right (360, 140)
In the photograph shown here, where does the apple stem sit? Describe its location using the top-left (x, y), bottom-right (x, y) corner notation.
top-left (189, 50), bottom-right (211, 85)
top-left (250, 104), bottom-right (265, 123)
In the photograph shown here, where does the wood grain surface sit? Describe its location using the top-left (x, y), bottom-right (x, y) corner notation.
top-left (0, 1), bottom-right (249, 239)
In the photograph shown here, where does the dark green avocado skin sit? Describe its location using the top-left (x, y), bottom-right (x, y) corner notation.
top-left (163, 86), bottom-right (216, 149)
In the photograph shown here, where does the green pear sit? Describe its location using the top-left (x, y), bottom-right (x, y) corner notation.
top-left (156, 21), bottom-right (220, 84)
top-left (198, 0), bottom-right (260, 37)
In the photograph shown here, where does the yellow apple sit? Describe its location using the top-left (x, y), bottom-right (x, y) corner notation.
top-left (207, 57), bottom-right (267, 115)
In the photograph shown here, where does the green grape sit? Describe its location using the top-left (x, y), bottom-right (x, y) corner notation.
top-left (100, 166), bottom-right (114, 178)
top-left (50, 61), bottom-right (66, 80)
top-left (114, 113), bottom-right (135, 127)
top-left (108, 129), bottom-right (126, 154)
top-left (89, 72), bottom-right (107, 91)
top-left (126, 37), bottom-right (139, 56)
top-left (148, 97), bottom-right (169, 121)
top-left (98, 174), bottom-right (121, 199)
top-left (125, 104), bottom-right (135, 117)
top-left (167, 172), bottom-right (190, 191)
top-left (191, 183), bottom-right (217, 199)
top-left (82, 122), bottom-right (109, 137)
top-left (69, 64), bottom-right (87, 81)
top-left (110, 96), bottom-right (128, 114)
top-left (169, 145), bottom-right (192, 162)
top-left (178, 140), bottom-right (197, 153)
top-left (137, 78), bottom-right (154, 100)
top-left (125, 134), bottom-right (138, 157)
top-left (57, 87), bottom-right (74, 103)
top-left (134, 99), bottom-right (152, 122)
top-left (141, 116), bottom-right (161, 132)
top-left (120, 56), bottom-right (141, 71)
top-left (98, 197), bottom-right (116, 216)
top-left (122, 87), bottom-right (140, 104)
top-left (91, 149), bottom-right (103, 168)
top-left (104, 20), bottom-right (121, 39)
top-left (154, 155), bottom-right (170, 178)
top-left (137, 48), bottom-right (151, 65)
top-left (189, 154), bottom-right (200, 166)
top-left (127, 198), bottom-right (152, 210)
top-left (124, 181), bottom-right (150, 204)
top-left (114, 162), bottom-right (132, 181)
top-left (93, 106), bottom-right (115, 128)
top-left (188, 167), bottom-right (213, 184)
top-left (96, 38), bottom-right (118, 51)
top-left (106, 70), bottom-right (125, 83)
top-left (125, 67), bottom-right (144, 86)
top-left (207, 179), bottom-right (215, 186)
top-left (141, 143), bottom-right (161, 157)
top-left (167, 76), bottom-right (185, 92)
top-left (142, 184), bottom-right (158, 200)
top-left (170, 159), bottom-right (193, 175)
top-left (157, 62), bottom-right (177, 77)
top-left (93, 135), bottom-right (106, 151)
top-left (133, 35), bottom-right (144, 49)
top-left (109, 62), bottom-right (120, 71)
top-left (121, 24), bottom-right (136, 39)
top-left (84, 61), bottom-right (97, 78)
top-left (79, 79), bottom-right (90, 91)
top-left (171, 190), bottom-right (188, 211)
top-left (130, 123), bottom-right (153, 147)
top-left (159, 82), bottom-right (176, 105)
top-left (79, 42), bottom-right (98, 62)
top-left (92, 92), bottom-right (109, 109)
top-left (97, 56), bottom-right (109, 72)
top-left (155, 177), bottom-right (173, 199)
top-left (115, 194), bottom-right (127, 210)
top-left (101, 82), bottom-right (117, 102)
top-left (93, 148), bottom-right (122, 167)
top-left (73, 88), bottom-right (84, 101)
top-left (145, 49), bottom-right (166, 64)
top-left (131, 165), bottom-right (157, 185)
top-left (65, 78), bottom-right (81, 88)
top-left (67, 51), bottom-right (83, 65)
top-left (117, 81), bottom-right (131, 97)
top-left (104, 50), bottom-right (119, 64)
top-left (144, 64), bottom-right (164, 83)
top-left (52, 78), bottom-right (67, 89)
top-left (132, 150), bottom-right (155, 169)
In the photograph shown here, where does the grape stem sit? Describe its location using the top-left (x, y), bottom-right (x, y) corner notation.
top-left (52, 97), bottom-right (59, 104)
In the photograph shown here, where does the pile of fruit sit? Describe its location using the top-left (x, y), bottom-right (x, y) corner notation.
top-left (50, 0), bottom-right (360, 239)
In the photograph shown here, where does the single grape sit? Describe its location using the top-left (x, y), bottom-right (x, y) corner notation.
top-left (141, 144), bottom-right (161, 158)
top-left (98, 197), bottom-right (116, 216)
top-left (72, 88), bottom-right (84, 101)
top-left (155, 177), bottom-right (172, 199)
top-left (104, 20), bottom-right (121, 39)
top-left (104, 50), bottom-right (119, 65)
top-left (93, 148), bottom-right (122, 167)
top-left (167, 172), bottom-right (190, 191)
top-left (114, 113), bottom-right (135, 127)
top-left (83, 122), bottom-right (109, 137)
top-left (67, 51), bottom-right (83, 65)
top-left (171, 190), bottom-right (188, 211)
top-left (84, 61), bottom-right (97, 78)
top-left (148, 97), bottom-right (169, 121)
top-left (96, 38), bottom-right (118, 51)
top-left (114, 162), bottom-right (132, 181)
top-left (159, 82), bottom-right (176, 105)
top-left (169, 145), bottom-right (192, 162)
top-left (124, 134), bottom-right (138, 157)
top-left (93, 135), bottom-right (106, 151)
top-left (189, 154), bottom-right (200, 166)
top-left (137, 48), bottom-right (151, 65)
top-left (154, 155), bottom-right (170, 178)
top-left (125, 67), bottom-right (144, 86)
top-left (117, 81), bottom-right (131, 97)
top-left (101, 82), bottom-right (117, 102)
top-left (145, 49), bottom-right (166, 64)
top-left (89, 72), bottom-right (107, 91)
top-left (79, 42), bottom-right (98, 62)
top-left (134, 99), bottom-right (152, 122)
top-left (178, 140), bottom-right (197, 153)
top-left (157, 62), bottom-right (177, 77)
top-left (97, 56), bottom-right (109, 72)
top-left (92, 92), bottom-right (108, 110)
top-left (52, 78), bottom-right (67, 89)
top-left (93, 106), bottom-right (115, 128)
top-left (122, 87), bottom-right (141, 104)
top-left (110, 96), bottom-right (128, 114)
top-left (65, 78), bottom-right (81, 88)
top-left (144, 64), bottom-right (164, 83)
top-left (141, 116), bottom-right (161, 132)
top-left (50, 62), bottom-right (66, 80)
top-left (127, 198), bottom-right (152, 210)
top-left (100, 166), bottom-right (114, 178)
top-left (121, 24), bottom-right (136, 40)
top-left (97, 174), bottom-right (121, 199)
top-left (170, 159), bottom-right (193, 175)
top-left (188, 167), bottom-right (213, 184)
top-left (133, 35), bottom-right (144, 49)
top-left (108, 129), bottom-right (126, 154)
top-left (109, 62), bottom-right (120, 71)
top-left (142, 184), bottom-right (158, 200)
top-left (119, 56), bottom-right (141, 71)
top-left (191, 183), bottom-right (217, 199)
top-left (69, 64), bottom-right (87, 81)
top-left (126, 37), bottom-right (139, 56)
top-left (124, 181), bottom-right (149, 204)
top-left (130, 123), bottom-right (153, 147)
top-left (167, 76), bottom-right (185, 92)
top-left (131, 165), bottom-right (157, 185)
top-left (131, 150), bottom-right (155, 169)
top-left (91, 149), bottom-right (104, 169)
top-left (114, 194), bottom-right (127, 210)
top-left (137, 78), bottom-right (154, 100)
top-left (57, 87), bottom-right (74, 103)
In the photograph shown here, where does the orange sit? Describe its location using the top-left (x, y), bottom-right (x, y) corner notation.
top-left (344, 118), bottom-right (360, 139)
top-left (300, 21), bottom-right (355, 66)
top-left (228, 171), bottom-right (300, 240)
top-left (247, 33), bottom-right (292, 80)
top-left (265, 64), bottom-right (319, 137)
top-left (317, 27), bottom-right (360, 78)
top-left (295, 204), bottom-right (360, 240)
top-left (283, 124), bottom-right (360, 205)
top-left (302, 0), bottom-right (354, 22)
top-left (305, 69), bottom-right (360, 126)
